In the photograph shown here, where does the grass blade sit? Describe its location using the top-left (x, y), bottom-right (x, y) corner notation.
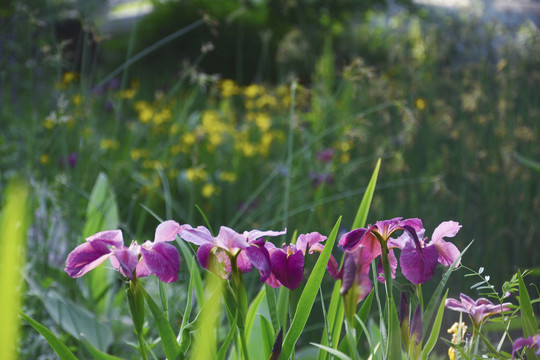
top-left (20, 311), bottom-right (78, 360)
top-left (517, 269), bottom-right (538, 360)
top-left (279, 216), bottom-right (342, 360)
top-left (142, 288), bottom-right (181, 359)
top-left (421, 290), bottom-right (447, 360)
top-left (311, 343), bottom-right (352, 360)
top-left (81, 336), bottom-right (127, 360)
top-left (351, 158), bottom-right (381, 229)
top-left (245, 286), bottom-right (266, 342)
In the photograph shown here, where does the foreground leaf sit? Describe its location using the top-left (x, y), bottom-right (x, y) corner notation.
top-left (421, 290), bottom-right (447, 360)
top-left (20, 311), bottom-right (78, 360)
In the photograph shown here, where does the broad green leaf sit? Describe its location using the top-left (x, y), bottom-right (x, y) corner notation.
top-left (259, 315), bottom-right (275, 359)
top-left (142, 288), bottom-right (181, 359)
top-left (422, 241), bottom-right (472, 339)
top-left (82, 173), bottom-right (119, 315)
top-left (386, 293), bottom-right (402, 359)
top-left (246, 286), bottom-right (266, 342)
top-left (0, 179), bottom-right (29, 359)
top-left (81, 336), bottom-right (127, 360)
top-left (42, 290), bottom-right (112, 351)
top-left (421, 290), bottom-right (447, 360)
top-left (310, 343), bottom-right (351, 360)
top-left (317, 159), bottom-right (380, 360)
top-left (517, 269), bottom-right (537, 360)
top-left (279, 216), bottom-right (342, 360)
top-left (20, 311), bottom-right (78, 360)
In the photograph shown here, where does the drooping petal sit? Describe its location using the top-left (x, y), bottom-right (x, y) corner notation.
top-left (245, 242), bottom-right (272, 282)
top-left (111, 246), bottom-right (139, 279)
top-left (400, 241), bottom-right (438, 284)
top-left (296, 232), bottom-right (327, 254)
top-left (154, 220), bottom-right (182, 243)
top-left (270, 247), bottom-right (304, 290)
top-left (139, 242), bottom-right (180, 283)
top-left (216, 226), bottom-right (249, 254)
top-left (178, 225), bottom-right (215, 246)
top-left (196, 243), bottom-right (216, 270)
top-left (65, 241), bottom-right (114, 278)
top-left (327, 253), bottom-right (341, 279)
top-left (340, 251), bottom-right (357, 297)
top-left (338, 228), bottom-right (367, 250)
top-left (265, 272), bottom-right (282, 288)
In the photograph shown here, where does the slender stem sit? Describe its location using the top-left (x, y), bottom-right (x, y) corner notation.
top-left (239, 327), bottom-right (251, 360)
top-left (136, 330), bottom-right (149, 360)
top-left (345, 317), bottom-right (359, 360)
top-left (416, 284), bottom-right (424, 311)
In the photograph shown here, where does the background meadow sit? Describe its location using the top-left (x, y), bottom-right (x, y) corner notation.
top-left (1, 0), bottom-right (539, 358)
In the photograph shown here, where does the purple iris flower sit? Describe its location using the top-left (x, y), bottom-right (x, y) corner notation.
top-left (264, 232), bottom-right (334, 290)
top-left (339, 217), bottom-right (423, 264)
top-left (339, 245), bottom-right (373, 302)
top-left (512, 332), bottom-right (540, 359)
top-left (395, 221), bottom-right (461, 284)
top-left (65, 220), bottom-right (182, 283)
top-left (178, 225), bottom-right (285, 282)
top-left (445, 293), bottom-right (512, 328)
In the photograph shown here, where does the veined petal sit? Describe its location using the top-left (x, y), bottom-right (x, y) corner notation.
top-left (112, 246), bottom-right (139, 279)
top-left (431, 221), bottom-right (461, 244)
top-left (245, 244), bottom-right (272, 282)
top-left (140, 242), bottom-right (180, 283)
top-left (445, 298), bottom-right (469, 313)
top-left (400, 242), bottom-right (438, 284)
top-left (154, 220), bottom-right (182, 243)
top-left (65, 241), bottom-right (114, 278)
top-left (296, 232), bottom-right (327, 254)
top-left (178, 225), bottom-right (215, 246)
top-left (216, 226), bottom-right (249, 254)
top-left (85, 230), bottom-right (124, 247)
top-left (270, 247), bottom-right (304, 290)
top-left (434, 239), bottom-right (461, 267)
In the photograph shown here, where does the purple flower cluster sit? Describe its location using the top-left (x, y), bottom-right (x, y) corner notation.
top-left (65, 221), bottom-right (335, 290)
top-left (178, 225), bottom-right (335, 290)
top-left (335, 217), bottom-right (462, 302)
top-left (445, 293), bottom-right (512, 328)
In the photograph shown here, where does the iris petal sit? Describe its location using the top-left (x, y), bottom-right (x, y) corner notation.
top-left (112, 247), bottom-right (139, 279)
top-left (140, 242), bottom-right (180, 283)
top-left (65, 241), bottom-right (114, 278)
top-left (154, 220), bottom-right (181, 243)
top-left (245, 244), bottom-right (271, 282)
top-left (400, 242), bottom-right (438, 284)
top-left (178, 225), bottom-right (215, 246)
top-left (270, 248), bottom-right (304, 290)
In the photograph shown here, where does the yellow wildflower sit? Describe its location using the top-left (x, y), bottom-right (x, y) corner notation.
top-left (244, 84), bottom-right (263, 98)
top-left (44, 118), bottom-right (55, 130)
top-left (255, 113), bottom-right (272, 132)
top-left (414, 98), bottom-right (427, 111)
top-left (71, 94), bottom-right (83, 106)
top-left (61, 72), bottom-right (79, 87)
top-left (220, 79), bottom-right (240, 98)
top-left (153, 107), bottom-right (172, 125)
top-left (220, 172), bottom-right (237, 183)
top-left (186, 167), bottom-right (208, 182)
top-left (130, 148), bottom-right (149, 160)
top-left (100, 139), bottom-right (119, 150)
top-left (201, 183), bottom-right (219, 198)
top-left (39, 154), bottom-right (50, 165)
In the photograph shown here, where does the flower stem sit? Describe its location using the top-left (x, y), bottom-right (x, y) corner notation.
top-left (136, 329), bottom-right (149, 360)
top-left (345, 317), bottom-right (359, 360)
